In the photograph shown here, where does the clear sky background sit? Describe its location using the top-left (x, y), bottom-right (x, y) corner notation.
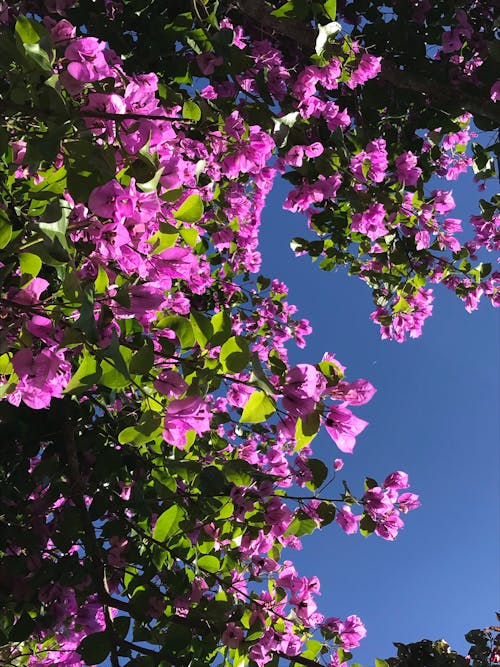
top-left (259, 174), bottom-right (499, 663)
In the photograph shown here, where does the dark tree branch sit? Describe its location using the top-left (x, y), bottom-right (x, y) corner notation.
top-left (61, 401), bottom-right (120, 667)
top-left (234, 0), bottom-right (500, 126)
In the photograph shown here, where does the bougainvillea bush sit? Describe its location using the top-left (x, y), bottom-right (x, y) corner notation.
top-left (0, 1), bottom-right (497, 666)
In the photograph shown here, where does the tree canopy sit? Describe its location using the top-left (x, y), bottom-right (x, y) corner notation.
top-left (0, 1), bottom-right (498, 666)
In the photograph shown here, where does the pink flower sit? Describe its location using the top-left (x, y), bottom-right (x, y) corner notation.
top-left (396, 151), bottom-right (422, 186)
top-left (221, 623), bottom-right (244, 648)
top-left (49, 18), bottom-right (76, 42)
top-left (432, 189), bottom-right (455, 214)
top-left (65, 37), bottom-right (112, 82)
top-left (442, 29), bottom-right (462, 53)
top-left (351, 203), bottom-right (388, 241)
top-left (346, 53), bottom-right (381, 88)
top-left (163, 396), bottom-right (211, 449)
top-left (363, 486), bottom-right (393, 518)
top-left (336, 506), bottom-right (361, 534)
top-left (11, 347), bottom-right (71, 409)
top-left (154, 371), bottom-right (188, 397)
top-left (89, 180), bottom-right (134, 220)
top-left (398, 492), bottom-right (421, 513)
top-left (196, 52), bottom-right (223, 75)
top-left (282, 364), bottom-right (325, 417)
top-left (327, 379), bottom-right (376, 405)
top-left (383, 471), bottom-right (409, 489)
top-left (324, 405), bottom-right (368, 453)
top-left (340, 615), bottom-right (367, 648)
top-left (490, 81), bottom-right (500, 103)
top-left (375, 511), bottom-right (404, 540)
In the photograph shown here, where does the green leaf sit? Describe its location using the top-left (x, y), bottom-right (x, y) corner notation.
top-left (190, 311), bottom-right (213, 347)
top-left (136, 167), bottom-right (164, 194)
top-left (240, 391), bottom-right (275, 423)
top-left (15, 16), bottom-right (41, 44)
top-left (364, 477), bottom-right (378, 490)
top-left (38, 199), bottom-right (70, 250)
top-left (211, 311), bottom-right (232, 345)
top-left (359, 513), bottom-right (377, 537)
top-left (271, 0), bottom-right (309, 19)
top-left (219, 336), bottom-right (250, 373)
top-left (153, 505), bottom-right (180, 542)
top-left (316, 501), bottom-right (336, 526)
top-left (24, 42), bottom-right (53, 72)
top-left (0, 211), bottom-right (12, 249)
top-left (78, 632), bottom-right (111, 665)
top-left (129, 343), bottom-right (154, 375)
top-left (295, 412), bottom-right (320, 451)
top-left (183, 100), bottom-right (202, 121)
top-left (99, 340), bottom-right (132, 389)
top-left (9, 612), bottom-right (35, 642)
top-left (199, 466), bottom-right (227, 495)
top-left (94, 265), bottom-right (109, 294)
top-left (19, 252), bottom-right (42, 284)
top-left (283, 511), bottom-right (317, 538)
top-left (118, 416), bottom-right (162, 447)
top-left (114, 616), bottom-right (130, 639)
top-left (198, 555), bottom-right (220, 573)
top-left (324, 0), bottom-right (337, 20)
top-left (157, 315), bottom-right (195, 350)
top-left (375, 659), bottom-right (389, 667)
top-left (173, 193), bottom-right (204, 223)
top-left (64, 354), bottom-right (102, 394)
top-left (306, 458), bottom-right (329, 491)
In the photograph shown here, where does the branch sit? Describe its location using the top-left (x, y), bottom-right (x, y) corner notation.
top-left (380, 61), bottom-right (500, 127)
top-left (234, 0), bottom-right (500, 126)
top-left (61, 401), bottom-right (120, 667)
top-left (277, 650), bottom-right (328, 667)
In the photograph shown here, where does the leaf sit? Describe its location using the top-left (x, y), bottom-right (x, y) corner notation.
top-left (9, 612), bottom-right (35, 642)
top-left (64, 354), bottom-right (102, 394)
top-left (375, 660), bottom-right (389, 667)
top-left (78, 632), bottom-right (111, 665)
top-left (129, 343), bottom-right (154, 375)
top-left (94, 265), bottom-right (109, 294)
top-left (173, 193), bottom-right (204, 223)
top-left (38, 199), bottom-right (70, 250)
top-left (190, 311), bottom-right (213, 347)
top-left (153, 505), bottom-right (180, 542)
top-left (19, 252), bottom-right (42, 284)
top-left (283, 511), bottom-right (317, 538)
top-left (199, 466), bottom-right (227, 495)
top-left (240, 391), bottom-right (275, 423)
top-left (0, 211), bottom-right (12, 249)
top-left (359, 513), bottom-right (377, 537)
top-left (211, 311), bottom-right (232, 345)
top-left (219, 336), bottom-right (250, 373)
top-left (99, 339), bottom-right (132, 389)
top-left (136, 166), bottom-right (164, 193)
top-left (118, 419), bottom-right (162, 447)
top-left (197, 555), bottom-right (220, 573)
top-left (306, 458), bottom-right (329, 491)
top-left (324, 0), bottom-right (337, 20)
top-left (183, 100), bottom-right (202, 121)
top-left (114, 616), bottom-right (130, 639)
top-left (295, 412), bottom-right (320, 451)
top-left (271, 0), bottom-right (309, 19)
top-left (315, 21), bottom-right (342, 55)
top-left (156, 315), bottom-right (195, 350)
top-left (15, 16), bottom-right (42, 44)
top-left (316, 501), bottom-right (336, 526)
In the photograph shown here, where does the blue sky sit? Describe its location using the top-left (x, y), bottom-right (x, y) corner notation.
top-left (260, 177), bottom-right (499, 663)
